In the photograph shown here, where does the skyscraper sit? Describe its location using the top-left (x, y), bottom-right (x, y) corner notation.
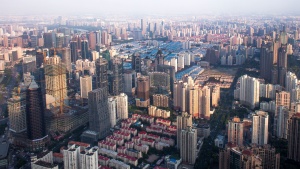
top-left (274, 91), bottom-right (290, 135)
top-left (136, 76), bottom-right (150, 106)
top-left (26, 80), bottom-right (46, 140)
top-left (180, 126), bottom-right (197, 164)
top-left (116, 93), bottom-right (128, 120)
top-left (70, 41), bottom-right (78, 62)
top-left (89, 32), bottom-right (96, 50)
top-left (44, 55), bottom-right (67, 112)
top-left (287, 113), bottom-right (300, 162)
top-left (108, 58), bottom-right (123, 96)
top-left (277, 46), bottom-right (287, 86)
top-left (239, 75), bottom-right (260, 109)
top-left (95, 57), bottom-right (108, 89)
top-left (228, 117), bottom-right (244, 146)
top-left (8, 86), bottom-right (27, 133)
top-left (131, 52), bottom-right (141, 73)
top-left (80, 75), bottom-right (92, 99)
top-left (88, 88), bottom-right (110, 139)
top-left (176, 112), bottom-right (192, 149)
top-left (260, 44), bottom-right (273, 82)
top-left (252, 111), bottom-right (269, 145)
top-left (108, 97), bottom-right (117, 127)
top-left (81, 40), bottom-right (89, 60)
top-left (57, 47), bottom-right (71, 72)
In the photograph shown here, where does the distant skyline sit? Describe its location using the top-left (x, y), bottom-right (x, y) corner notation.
top-left (0, 0), bottom-right (300, 16)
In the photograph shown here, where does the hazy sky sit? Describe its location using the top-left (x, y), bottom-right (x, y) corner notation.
top-left (0, 0), bottom-right (299, 16)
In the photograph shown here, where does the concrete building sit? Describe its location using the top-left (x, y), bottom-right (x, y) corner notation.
top-left (274, 91), bottom-right (290, 135)
top-left (180, 126), bottom-right (197, 164)
top-left (153, 94), bottom-right (169, 108)
top-left (288, 113), bottom-right (300, 163)
top-left (228, 117), bottom-right (244, 146)
top-left (176, 112), bottom-right (192, 149)
top-left (88, 88), bottom-right (110, 139)
top-left (252, 111), bottom-right (269, 145)
top-left (136, 76), bottom-right (150, 107)
top-left (238, 75), bottom-right (260, 109)
top-left (116, 93), bottom-right (128, 120)
top-left (80, 75), bottom-right (92, 99)
top-left (108, 97), bottom-right (117, 127)
top-left (211, 85), bottom-right (220, 107)
top-left (8, 86), bottom-right (27, 133)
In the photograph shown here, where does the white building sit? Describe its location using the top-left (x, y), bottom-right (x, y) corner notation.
top-left (80, 75), bottom-right (92, 99)
top-left (108, 97), bottom-right (117, 127)
top-left (116, 93), bottom-right (128, 120)
top-left (239, 75), bottom-right (260, 109)
top-left (180, 126), bottom-right (197, 164)
top-left (252, 111), bottom-right (269, 145)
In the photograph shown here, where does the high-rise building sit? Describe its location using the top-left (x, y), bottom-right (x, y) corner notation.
top-left (80, 75), bottom-right (92, 99)
top-left (8, 86), bottom-right (27, 133)
top-left (55, 33), bottom-right (64, 48)
top-left (211, 85), bottom-right (220, 107)
top-left (260, 44), bottom-right (273, 82)
top-left (252, 111), bottom-right (269, 145)
top-left (201, 85), bottom-right (211, 119)
top-left (43, 32), bottom-right (55, 48)
top-left (173, 81), bottom-right (188, 112)
top-left (276, 106), bottom-right (292, 139)
top-left (81, 40), bottom-right (89, 60)
top-left (44, 55), bottom-right (67, 112)
top-left (116, 93), bottom-right (128, 120)
top-left (131, 53), bottom-right (141, 73)
top-left (108, 58), bottom-right (123, 96)
top-left (277, 46), bottom-right (287, 86)
top-left (136, 76), bottom-right (150, 107)
top-left (70, 41), bottom-right (78, 62)
top-left (238, 75), bottom-right (260, 109)
top-left (189, 86), bottom-right (199, 118)
top-left (89, 32), bottom-right (96, 50)
top-left (285, 71), bottom-right (298, 93)
top-left (95, 57), bottom-right (108, 89)
top-left (274, 91), bottom-right (290, 135)
top-left (88, 88), bottom-right (110, 139)
top-left (57, 48), bottom-right (71, 72)
top-left (26, 80), bottom-right (47, 141)
top-left (228, 117), bottom-right (244, 146)
top-left (148, 72), bottom-right (170, 93)
top-left (123, 70), bottom-right (136, 95)
top-left (180, 126), bottom-right (197, 164)
top-left (108, 97), bottom-right (117, 127)
top-left (219, 144), bottom-right (279, 169)
top-left (287, 113), bottom-right (300, 162)
top-left (176, 112), bottom-right (192, 149)
top-left (153, 94), bottom-right (169, 108)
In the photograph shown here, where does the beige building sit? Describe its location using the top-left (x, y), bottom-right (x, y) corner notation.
top-left (176, 112), bottom-right (192, 149)
top-left (180, 126), bottom-right (197, 164)
top-left (211, 85), bottom-right (220, 107)
top-left (80, 75), bottom-right (92, 99)
top-left (227, 117), bottom-right (244, 146)
top-left (274, 91), bottom-right (290, 135)
top-left (153, 94), bottom-right (169, 107)
top-left (148, 105), bottom-right (170, 118)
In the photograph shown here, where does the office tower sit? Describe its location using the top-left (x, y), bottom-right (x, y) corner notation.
top-left (95, 57), bottom-right (108, 89)
top-left (26, 80), bottom-right (47, 140)
top-left (277, 46), bottom-right (287, 86)
top-left (131, 52), bottom-right (141, 73)
top-left (205, 48), bottom-right (219, 65)
top-left (176, 112), bottom-right (192, 149)
top-left (8, 86), bottom-right (27, 133)
top-left (287, 113), bottom-right (300, 162)
top-left (36, 50), bottom-right (44, 68)
top-left (55, 33), bottom-right (64, 48)
top-left (89, 32), bottom-right (96, 50)
top-left (30, 35), bottom-right (38, 47)
top-left (252, 111), bottom-right (269, 145)
top-left (155, 50), bottom-right (164, 70)
top-left (123, 70), bottom-right (136, 95)
top-left (153, 94), bottom-right (169, 108)
top-left (23, 55), bottom-right (36, 74)
top-left (108, 97), bottom-right (117, 127)
top-left (57, 47), bottom-right (71, 72)
top-left (81, 40), bottom-right (89, 60)
top-left (95, 30), bottom-right (101, 46)
top-left (101, 31), bottom-right (108, 46)
top-left (260, 44), bottom-right (273, 82)
top-left (88, 88), bottom-right (110, 139)
top-left (136, 76), bottom-right (150, 106)
top-left (285, 71), bottom-right (298, 93)
top-left (180, 126), bottom-right (197, 164)
top-left (239, 75), bottom-right (260, 109)
top-left (70, 41), bottom-right (78, 62)
top-left (108, 58), bottom-right (123, 96)
top-left (43, 32), bottom-right (54, 48)
top-left (80, 75), bottom-right (92, 99)
top-left (211, 85), bottom-right (220, 107)
top-left (44, 55), bottom-right (67, 112)
top-left (228, 117), bottom-right (244, 146)
top-left (116, 93), bottom-right (128, 120)
top-left (141, 19), bottom-right (147, 35)
top-left (148, 72), bottom-right (170, 93)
